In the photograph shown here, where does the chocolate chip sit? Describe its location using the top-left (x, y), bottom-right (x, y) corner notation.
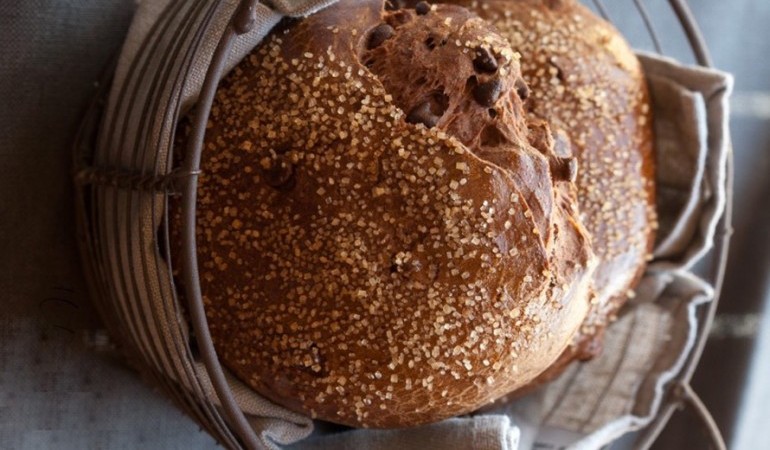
top-left (514, 78), bottom-right (530, 101)
top-left (406, 101), bottom-right (441, 128)
top-left (368, 24), bottom-right (395, 49)
top-left (473, 47), bottom-right (498, 73)
top-left (406, 91), bottom-right (447, 128)
top-left (262, 155), bottom-right (295, 189)
top-left (415, 1), bottom-right (430, 15)
top-left (472, 79), bottom-right (503, 107)
top-left (550, 157), bottom-right (578, 183)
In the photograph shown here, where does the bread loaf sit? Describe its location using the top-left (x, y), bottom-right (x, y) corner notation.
top-left (177, 0), bottom-right (601, 428)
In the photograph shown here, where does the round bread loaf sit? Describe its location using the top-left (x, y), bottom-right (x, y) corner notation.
top-left (443, 0), bottom-right (657, 379)
top-left (179, 0), bottom-right (599, 428)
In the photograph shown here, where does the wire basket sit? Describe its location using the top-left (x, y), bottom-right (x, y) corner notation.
top-left (72, 0), bottom-right (732, 448)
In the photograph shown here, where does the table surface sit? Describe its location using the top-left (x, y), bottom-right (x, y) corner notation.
top-left (1, 1), bottom-right (768, 449)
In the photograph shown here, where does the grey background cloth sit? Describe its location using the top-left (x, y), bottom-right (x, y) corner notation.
top-left (1, 1), bottom-right (768, 450)
top-left (0, 1), bottom-right (219, 449)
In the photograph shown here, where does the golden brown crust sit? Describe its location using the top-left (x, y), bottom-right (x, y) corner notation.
top-left (443, 0), bottom-right (657, 384)
top-left (179, 0), bottom-right (600, 428)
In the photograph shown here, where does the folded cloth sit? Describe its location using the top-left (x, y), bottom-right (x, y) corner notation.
top-left (99, 2), bottom-right (733, 449)
top-left (640, 53), bottom-right (734, 273)
top-left (291, 416), bottom-right (520, 450)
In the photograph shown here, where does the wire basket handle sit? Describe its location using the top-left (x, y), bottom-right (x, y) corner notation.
top-left (676, 383), bottom-right (727, 450)
top-left (636, 381), bottom-right (728, 450)
top-left (179, 2), bottom-right (267, 448)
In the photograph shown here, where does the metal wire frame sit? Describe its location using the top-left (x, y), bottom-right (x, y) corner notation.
top-left (602, 1), bottom-right (728, 448)
top-left (73, 0), bottom-right (731, 449)
top-left (75, 0), bottom-right (252, 447)
top-left (178, 2), bottom-right (264, 447)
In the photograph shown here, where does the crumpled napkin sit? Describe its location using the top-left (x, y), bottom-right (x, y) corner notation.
top-left (99, 1), bottom-right (733, 448)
